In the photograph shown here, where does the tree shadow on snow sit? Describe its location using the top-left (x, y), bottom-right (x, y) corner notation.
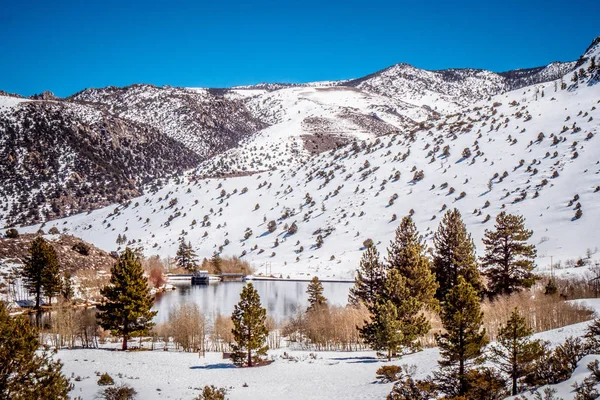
top-left (330, 356), bottom-right (379, 364)
top-left (190, 363), bottom-right (236, 370)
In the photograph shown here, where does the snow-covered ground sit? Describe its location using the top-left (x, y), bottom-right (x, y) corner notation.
top-left (56, 298), bottom-right (600, 400)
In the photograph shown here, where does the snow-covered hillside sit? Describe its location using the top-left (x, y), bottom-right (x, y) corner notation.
top-left (15, 49), bottom-right (600, 279)
top-left (3, 37), bottom-right (599, 278)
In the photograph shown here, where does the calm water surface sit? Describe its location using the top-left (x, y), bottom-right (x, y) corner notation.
top-left (152, 280), bottom-right (354, 323)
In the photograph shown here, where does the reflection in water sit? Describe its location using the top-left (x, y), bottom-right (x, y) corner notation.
top-left (153, 281), bottom-right (353, 324)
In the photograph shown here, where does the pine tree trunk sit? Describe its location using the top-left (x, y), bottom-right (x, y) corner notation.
top-left (247, 327), bottom-right (252, 367)
top-left (388, 347), bottom-right (391, 361)
top-left (122, 322), bottom-right (128, 351)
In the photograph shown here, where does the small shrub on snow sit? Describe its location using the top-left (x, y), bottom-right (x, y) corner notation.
top-left (195, 385), bottom-right (227, 400)
top-left (376, 365), bottom-right (403, 383)
top-left (100, 384), bottom-right (137, 400)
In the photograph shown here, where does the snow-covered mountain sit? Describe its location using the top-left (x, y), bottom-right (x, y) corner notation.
top-left (9, 37), bottom-right (599, 280)
top-left (2, 37), bottom-right (599, 279)
top-left (0, 98), bottom-right (201, 226)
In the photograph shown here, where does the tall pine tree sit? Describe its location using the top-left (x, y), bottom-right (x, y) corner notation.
top-left (349, 243), bottom-right (385, 307)
top-left (22, 237), bottom-right (62, 309)
top-left (435, 276), bottom-right (488, 397)
top-left (386, 215), bottom-right (438, 309)
top-left (97, 248), bottom-right (157, 350)
top-left (489, 308), bottom-right (544, 396)
top-left (211, 252), bottom-right (222, 275)
top-left (481, 212), bottom-right (537, 297)
top-left (0, 301), bottom-right (72, 399)
top-left (306, 276), bottom-right (328, 311)
top-left (360, 270), bottom-right (431, 360)
top-left (231, 283), bottom-right (269, 367)
top-left (432, 209), bottom-right (483, 301)
top-left (175, 240), bottom-right (198, 271)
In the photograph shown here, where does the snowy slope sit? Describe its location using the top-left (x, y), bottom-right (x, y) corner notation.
top-left (54, 300), bottom-right (600, 400)
top-left (14, 60), bottom-right (600, 279)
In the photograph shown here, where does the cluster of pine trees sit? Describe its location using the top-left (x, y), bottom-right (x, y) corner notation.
top-left (21, 237), bottom-right (72, 309)
top-left (349, 209), bottom-right (540, 398)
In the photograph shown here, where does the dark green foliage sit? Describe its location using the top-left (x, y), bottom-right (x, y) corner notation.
top-left (4, 228), bottom-right (19, 239)
top-left (544, 279), bottom-right (558, 296)
top-left (525, 337), bottom-right (589, 387)
top-left (462, 368), bottom-right (507, 400)
top-left (358, 218), bottom-right (437, 359)
top-left (349, 244), bottom-right (385, 307)
top-left (435, 276), bottom-right (488, 397)
top-left (231, 283), bottom-right (269, 367)
top-left (212, 252), bottom-right (222, 275)
top-left (306, 276), bottom-right (327, 312)
top-left (97, 372), bottom-right (114, 386)
top-left (387, 377), bottom-right (435, 400)
top-left (100, 383), bottom-right (137, 400)
top-left (386, 215), bottom-right (438, 309)
top-left (72, 242), bottom-right (90, 256)
top-left (482, 212), bottom-right (537, 297)
top-left (61, 272), bottom-right (74, 301)
top-left (376, 365), bottom-right (403, 383)
top-left (175, 240), bottom-right (198, 271)
top-left (573, 360), bottom-right (600, 400)
top-left (489, 308), bottom-right (544, 395)
top-left (0, 301), bottom-right (72, 399)
top-left (360, 270), bottom-right (431, 360)
top-left (195, 385), bottom-right (227, 400)
top-left (22, 237), bottom-right (62, 308)
top-left (585, 317), bottom-right (600, 353)
top-left (432, 209), bottom-right (483, 301)
top-left (97, 248), bottom-right (157, 350)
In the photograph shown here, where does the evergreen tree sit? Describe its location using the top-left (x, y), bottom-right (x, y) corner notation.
top-left (489, 308), bottom-right (545, 396)
top-left (432, 209), bottom-right (483, 300)
top-left (306, 276), bottom-right (328, 311)
top-left (482, 212), bottom-right (537, 297)
top-left (212, 252), bottom-right (222, 275)
top-left (386, 216), bottom-right (438, 308)
top-left (97, 248), bottom-right (157, 350)
top-left (0, 301), bottom-right (72, 399)
top-left (22, 237), bottom-right (61, 309)
top-left (349, 243), bottom-right (385, 307)
top-left (360, 270), bottom-right (431, 360)
top-left (175, 240), bottom-right (198, 271)
top-left (60, 272), bottom-right (74, 301)
top-left (231, 283), bottom-right (269, 367)
top-left (435, 276), bottom-right (488, 397)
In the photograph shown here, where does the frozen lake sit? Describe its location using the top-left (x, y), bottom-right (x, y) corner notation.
top-left (152, 280), bottom-right (354, 323)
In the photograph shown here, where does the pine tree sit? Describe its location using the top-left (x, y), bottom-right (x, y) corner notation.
top-left (306, 276), bottom-right (328, 311)
top-left (482, 212), bottom-right (537, 297)
top-left (175, 240), bottom-right (198, 271)
top-left (489, 308), bottom-right (545, 396)
top-left (97, 248), bottom-right (157, 350)
top-left (386, 216), bottom-right (438, 308)
top-left (231, 283), bottom-right (269, 367)
top-left (22, 237), bottom-right (61, 309)
top-left (432, 209), bottom-right (483, 301)
top-left (435, 276), bottom-right (488, 397)
top-left (360, 270), bottom-right (431, 360)
top-left (212, 252), bottom-right (222, 275)
top-left (0, 301), bottom-right (72, 399)
top-left (349, 243), bottom-right (385, 307)
top-left (60, 272), bottom-right (74, 301)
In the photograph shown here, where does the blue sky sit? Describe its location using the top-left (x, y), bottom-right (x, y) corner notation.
top-left (0, 0), bottom-right (597, 97)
